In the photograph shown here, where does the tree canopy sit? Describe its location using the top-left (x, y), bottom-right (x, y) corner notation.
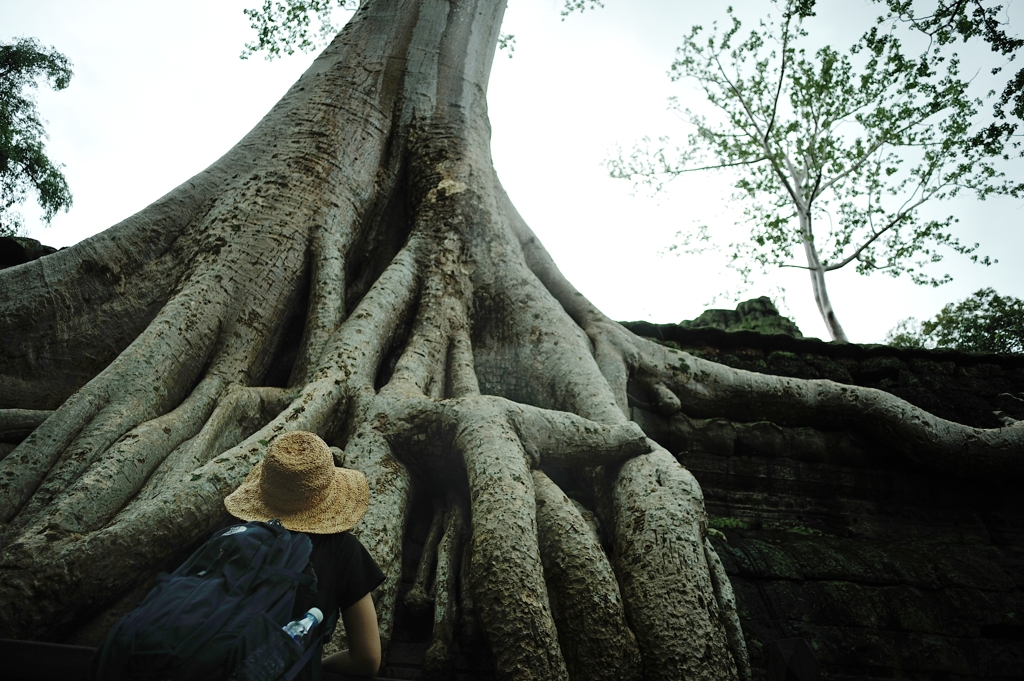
top-left (0, 37), bottom-right (73, 237)
top-left (887, 287), bottom-right (1024, 353)
top-left (608, 0), bottom-right (1019, 342)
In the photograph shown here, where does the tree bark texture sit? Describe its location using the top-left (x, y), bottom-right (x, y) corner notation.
top-left (1, 2), bottom-right (1021, 679)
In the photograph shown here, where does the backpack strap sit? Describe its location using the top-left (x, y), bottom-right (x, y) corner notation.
top-left (279, 609), bottom-right (339, 681)
top-left (280, 636), bottom-right (322, 681)
top-left (276, 622), bottom-right (331, 681)
top-left (262, 566), bottom-right (316, 587)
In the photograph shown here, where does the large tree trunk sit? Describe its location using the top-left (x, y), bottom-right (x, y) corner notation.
top-left (1, 2), bottom-right (1021, 679)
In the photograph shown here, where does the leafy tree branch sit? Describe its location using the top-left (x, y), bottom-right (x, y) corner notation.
top-left (240, 0), bottom-right (360, 60)
top-left (0, 37), bottom-right (73, 236)
top-left (882, 0), bottom-right (1024, 145)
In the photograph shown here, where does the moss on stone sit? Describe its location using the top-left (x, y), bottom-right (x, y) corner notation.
top-left (679, 297), bottom-right (804, 337)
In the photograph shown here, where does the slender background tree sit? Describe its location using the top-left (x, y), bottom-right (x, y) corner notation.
top-left (608, 0), bottom-right (1020, 341)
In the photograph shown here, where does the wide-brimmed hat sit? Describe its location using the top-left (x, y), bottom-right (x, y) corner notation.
top-left (224, 431), bottom-right (370, 534)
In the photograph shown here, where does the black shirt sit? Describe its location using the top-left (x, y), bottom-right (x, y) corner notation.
top-left (291, 531), bottom-right (385, 619)
top-left (290, 531), bottom-right (385, 681)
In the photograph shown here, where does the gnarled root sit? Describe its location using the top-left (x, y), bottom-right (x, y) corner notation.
top-left (0, 219), bottom-right (424, 640)
top-left (459, 409), bottom-right (567, 681)
top-left (0, 390), bottom-right (108, 526)
top-left (422, 501), bottom-right (468, 680)
top-left (704, 537), bottom-right (751, 681)
top-left (533, 469), bottom-right (641, 681)
top-left (646, 343), bottom-right (1024, 479)
top-left (378, 393), bottom-right (649, 680)
top-left (21, 376), bottom-right (227, 536)
top-left (131, 386), bottom-right (297, 505)
top-left (512, 188), bottom-right (1024, 481)
top-left (458, 534), bottom-right (480, 643)
top-left (342, 420), bottom-right (410, 656)
top-left (613, 445), bottom-right (739, 681)
top-left (405, 500), bottom-right (445, 612)
top-left (504, 195), bottom-right (744, 679)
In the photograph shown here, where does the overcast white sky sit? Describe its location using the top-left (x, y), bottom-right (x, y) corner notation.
top-left (4, 0), bottom-right (1023, 342)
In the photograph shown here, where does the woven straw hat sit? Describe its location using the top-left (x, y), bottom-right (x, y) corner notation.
top-left (224, 431), bottom-right (370, 534)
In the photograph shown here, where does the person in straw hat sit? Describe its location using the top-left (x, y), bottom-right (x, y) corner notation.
top-left (224, 430), bottom-right (385, 679)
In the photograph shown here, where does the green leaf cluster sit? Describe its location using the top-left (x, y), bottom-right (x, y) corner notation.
top-left (886, 288), bottom-right (1024, 353)
top-left (0, 37), bottom-right (73, 237)
top-left (560, 0), bottom-right (604, 19)
top-left (240, 0), bottom-right (360, 60)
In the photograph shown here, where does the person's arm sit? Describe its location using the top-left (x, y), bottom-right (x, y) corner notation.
top-left (321, 594), bottom-right (381, 677)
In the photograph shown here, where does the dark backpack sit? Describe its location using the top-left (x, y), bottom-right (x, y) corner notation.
top-left (88, 520), bottom-right (327, 681)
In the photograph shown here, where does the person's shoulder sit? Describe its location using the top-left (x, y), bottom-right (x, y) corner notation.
top-left (309, 530), bottom-right (360, 552)
top-left (307, 529), bottom-right (349, 541)
top-left (336, 530), bottom-right (366, 554)
top-left (332, 532), bottom-right (380, 569)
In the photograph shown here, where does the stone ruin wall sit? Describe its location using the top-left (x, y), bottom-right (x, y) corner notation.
top-left (626, 322), bottom-right (1024, 681)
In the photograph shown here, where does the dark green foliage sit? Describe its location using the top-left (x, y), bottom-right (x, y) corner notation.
top-left (886, 320), bottom-right (928, 349)
top-left (0, 37), bottom-right (73, 236)
top-left (887, 288), bottom-right (1024, 353)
